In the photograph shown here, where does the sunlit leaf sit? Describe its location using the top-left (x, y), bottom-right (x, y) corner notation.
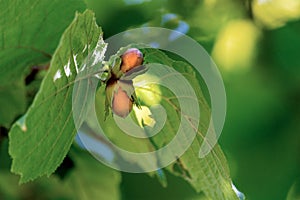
top-left (141, 48), bottom-right (239, 200)
top-left (252, 0), bottom-right (300, 29)
top-left (9, 10), bottom-right (105, 183)
top-left (211, 19), bottom-right (261, 72)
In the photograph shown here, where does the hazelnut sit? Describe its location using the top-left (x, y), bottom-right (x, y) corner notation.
top-left (106, 81), bottom-right (134, 118)
top-left (112, 87), bottom-right (133, 118)
top-left (120, 48), bottom-right (143, 73)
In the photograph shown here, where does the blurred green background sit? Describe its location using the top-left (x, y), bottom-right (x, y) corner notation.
top-left (82, 0), bottom-right (300, 199)
top-left (1, 0), bottom-right (300, 199)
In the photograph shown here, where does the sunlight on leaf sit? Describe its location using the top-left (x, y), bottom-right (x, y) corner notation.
top-left (252, 0), bottom-right (300, 29)
top-left (141, 48), bottom-right (239, 200)
top-left (9, 10), bottom-right (104, 183)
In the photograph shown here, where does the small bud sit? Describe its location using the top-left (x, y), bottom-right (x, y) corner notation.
top-left (120, 48), bottom-right (143, 73)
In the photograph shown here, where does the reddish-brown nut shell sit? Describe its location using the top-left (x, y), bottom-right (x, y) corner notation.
top-left (112, 87), bottom-right (133, 118)
top-left (120, 48), bottom-right (143, 73)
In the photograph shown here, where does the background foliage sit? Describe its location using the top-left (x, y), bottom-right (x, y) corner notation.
top-left (1, 0), bottom-right (300, 200)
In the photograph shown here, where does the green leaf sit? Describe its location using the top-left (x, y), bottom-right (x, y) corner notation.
top-left (0, 79), bottom-right (26, 128)
top-left (1, 140), bottom-right (120, 199)
top-left (141, 49), bottom-right (238, 199)
top-left (65, 148), bottom-right (121, 200)
top-left (0, 0), bottom-right (85, 127)
top-left (0, 0), bottom-right (86, 83)
top-left (92, 47), bottom-right (238, 199)
top-left (1, 138), bottom-right (72, 200)
top-left (9, 10), bottom-right (105, 183)
top-left (287, 179), bottom-right (300, 200)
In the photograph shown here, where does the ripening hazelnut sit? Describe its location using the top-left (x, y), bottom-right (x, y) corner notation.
top-left (120, 48), bottom-right (143, 73)
top-left (106, 80), bottom-right (134, 118)
top-left (112, 87), bottom-right (133, 118)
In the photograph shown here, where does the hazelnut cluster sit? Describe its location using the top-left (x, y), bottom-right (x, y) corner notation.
top-left (105, 48), bottom-right (144, 118)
